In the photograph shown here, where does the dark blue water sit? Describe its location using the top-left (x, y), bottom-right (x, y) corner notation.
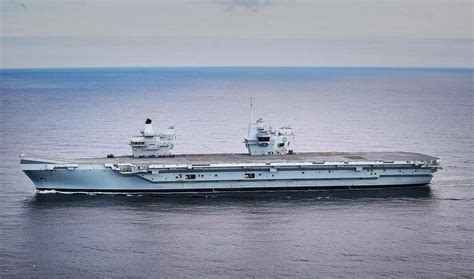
top-left (0, 67), bottom-right (473, 277)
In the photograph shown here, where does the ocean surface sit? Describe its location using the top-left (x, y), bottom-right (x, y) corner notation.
top-left (0, 67), bottom-right (472, 277)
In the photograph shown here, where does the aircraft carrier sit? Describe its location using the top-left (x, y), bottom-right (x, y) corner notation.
top-left (20, 117), bottom-right (440, 193)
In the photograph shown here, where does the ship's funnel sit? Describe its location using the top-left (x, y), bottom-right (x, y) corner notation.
top-left (143, 119), bottom-right (155, 136)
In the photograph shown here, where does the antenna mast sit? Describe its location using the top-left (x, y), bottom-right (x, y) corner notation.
top-left (250, 97), bottom-right (253, 123)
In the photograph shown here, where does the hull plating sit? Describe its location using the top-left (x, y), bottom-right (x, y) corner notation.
top-left (23, 167), bottom-right (434, 193)
top-left (20, 152), bottom-right (438, 193)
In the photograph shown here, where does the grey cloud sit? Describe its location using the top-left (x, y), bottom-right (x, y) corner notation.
top-left (219, 0), bottom-right (273, 13)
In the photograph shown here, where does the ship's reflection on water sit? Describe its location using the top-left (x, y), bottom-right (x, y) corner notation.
top-left (24, 186), bottom-right (433, 209)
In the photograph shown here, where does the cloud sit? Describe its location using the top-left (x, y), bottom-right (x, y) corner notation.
top-left (219, 0), bottom-right (273, 13)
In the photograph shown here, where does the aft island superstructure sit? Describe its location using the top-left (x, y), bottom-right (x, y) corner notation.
top-left (20, 118), bottom-right (439, 193)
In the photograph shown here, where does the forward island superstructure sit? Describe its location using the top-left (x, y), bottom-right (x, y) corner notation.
top-left (20, 117), bottom-right (439, 193)
top-left (130, 118), bottom-right (175, 157)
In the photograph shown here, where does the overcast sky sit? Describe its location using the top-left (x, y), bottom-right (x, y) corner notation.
top-left (1, 0), bottom-right (472, 68)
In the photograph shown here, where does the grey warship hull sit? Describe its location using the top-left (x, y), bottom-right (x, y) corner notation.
top-left (20, 152), bottom-right (439, 193)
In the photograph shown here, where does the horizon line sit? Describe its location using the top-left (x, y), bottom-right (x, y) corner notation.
top-left (1, 66), bottom-right (473, 71)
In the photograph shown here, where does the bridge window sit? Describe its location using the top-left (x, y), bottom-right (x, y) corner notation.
top-left (245, 173), bottom-right (255, 179)
top-left (278, 143), bottom-right (284, 147)
top-left (258, 136), bottom-right (270, 142)
top-left (185, 174), bottom-right (196, 179)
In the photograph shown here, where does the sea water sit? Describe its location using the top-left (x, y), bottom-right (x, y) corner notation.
top-left (0, 67), bottom-right (472, 277)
